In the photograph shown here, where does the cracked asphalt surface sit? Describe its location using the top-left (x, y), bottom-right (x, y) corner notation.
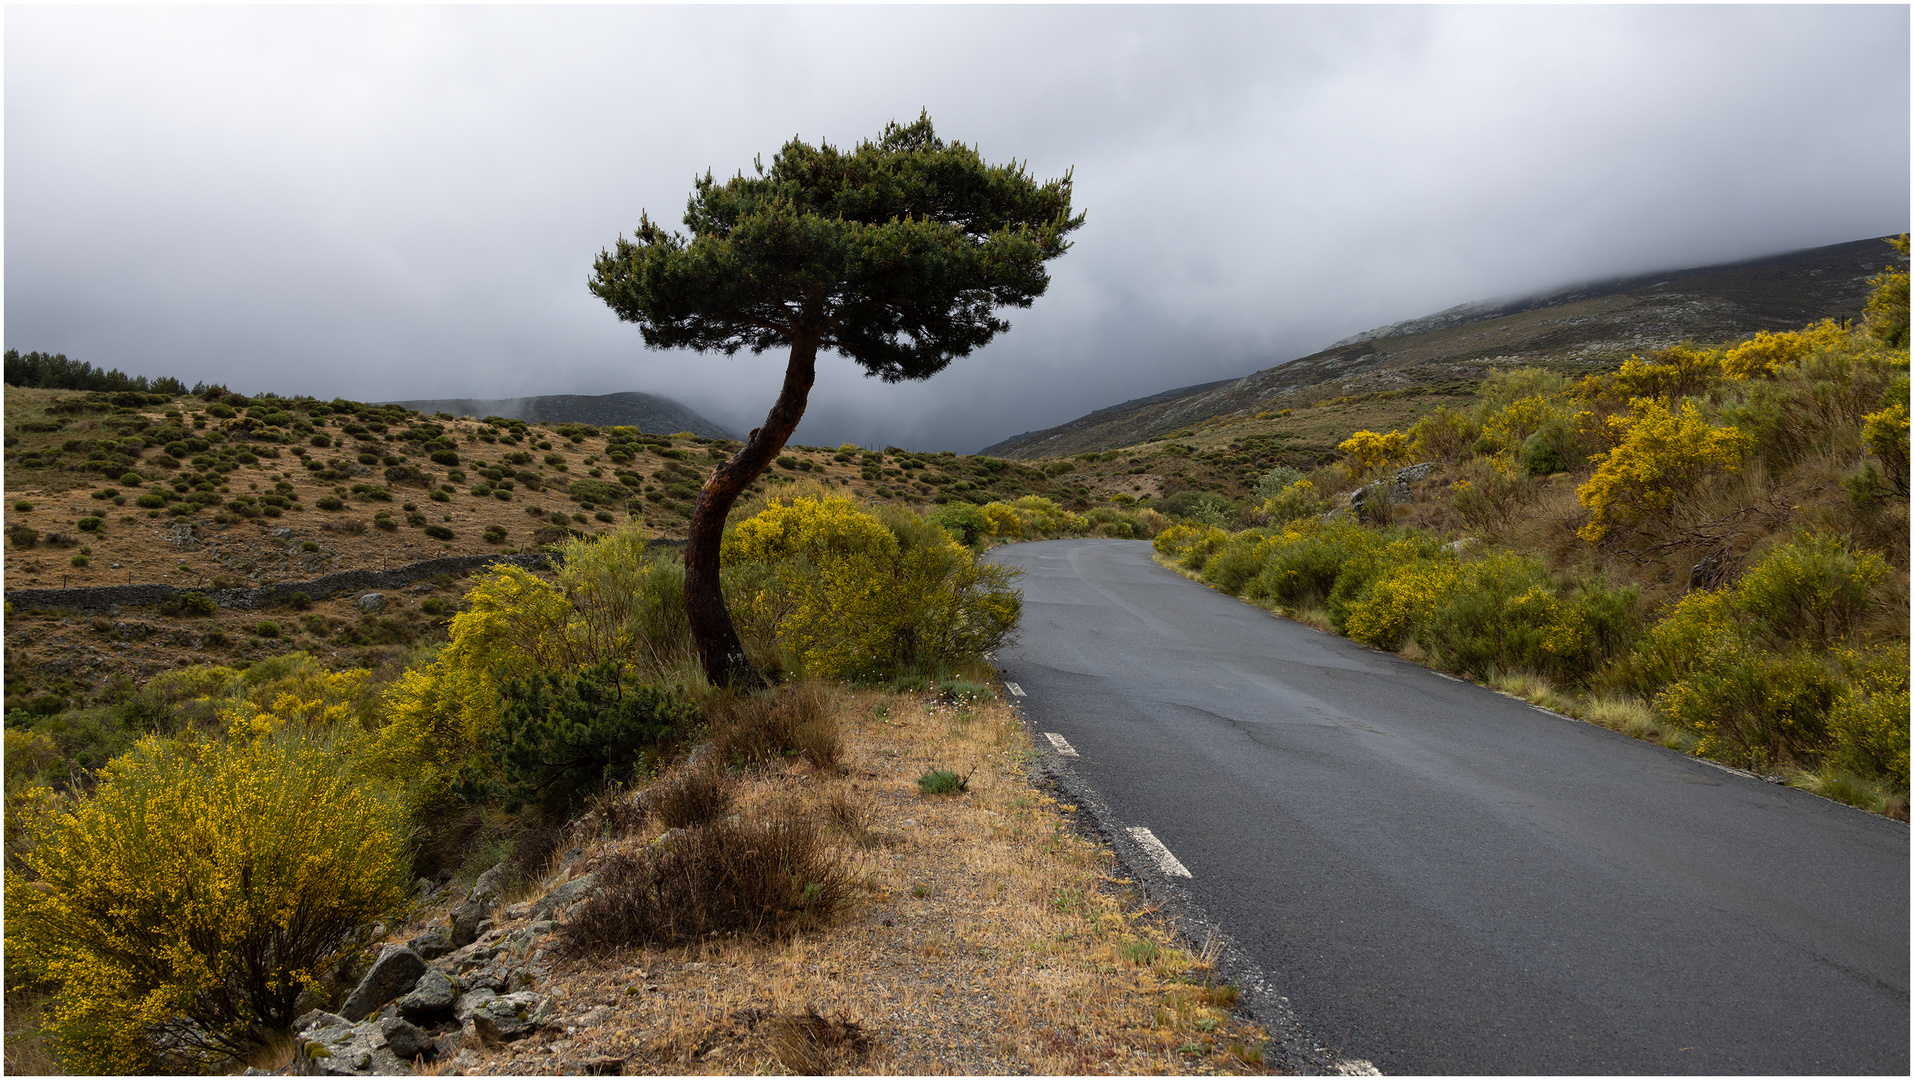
top-left (991, 539), bottom-right (1908, 1075)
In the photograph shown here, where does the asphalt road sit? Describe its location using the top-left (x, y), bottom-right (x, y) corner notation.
top-left (990, 539), bottom-right (1909, 1075)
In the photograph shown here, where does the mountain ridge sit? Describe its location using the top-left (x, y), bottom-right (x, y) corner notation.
top-left (978, 235), bottom-right (1898, 458)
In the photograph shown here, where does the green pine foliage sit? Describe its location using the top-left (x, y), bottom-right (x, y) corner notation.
top-left (463, 661), bottom-right (697, 815)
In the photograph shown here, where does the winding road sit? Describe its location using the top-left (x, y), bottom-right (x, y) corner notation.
top-left (990, 539), bottom-right (1908, 1075)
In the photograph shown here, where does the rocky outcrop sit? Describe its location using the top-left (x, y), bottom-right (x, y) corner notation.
top-left (339, 946), bottom-right (429, 1022)
top-left (1349, 462), bottom-right (1438, 511)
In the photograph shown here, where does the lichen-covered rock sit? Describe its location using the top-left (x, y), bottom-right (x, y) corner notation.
top-left (529, 871), bottom-right (600, 922)
top-left (405, 929), bottom-right (452, 961)
top-left (470, 862), bottom-right (513, 905)
top-left (452, 988), bottom-right (500, 1024)
top-left (397, 969), bottom-right (460, 1020)
top-left (294, 1016), bottom-right (406, 1076)
top-left (339, 945), bottom-right (428, 1022)
top-left (467, 991), bottom-right (552, 1044)
top-left (378, 1017), bottom-right (435, 1063)
top-left (448, 899), bottom-right (490, 948)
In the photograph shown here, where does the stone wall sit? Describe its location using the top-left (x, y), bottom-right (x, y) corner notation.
top-left (3, 553), bottom-right (558, 616)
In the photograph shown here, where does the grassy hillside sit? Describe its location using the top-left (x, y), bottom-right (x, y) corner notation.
top-left (983, 235), bottom-right (1895, 458)
top-left (1147, 242), bottom-right (1910, 818)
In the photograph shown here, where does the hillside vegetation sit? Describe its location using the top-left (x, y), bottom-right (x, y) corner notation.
top-left (2, 236), bottom-right (1904, 1073)
top-left (984, 235), bottom-right (1894, 458)
top-left (1150, 236), bottom-right (1910, 817)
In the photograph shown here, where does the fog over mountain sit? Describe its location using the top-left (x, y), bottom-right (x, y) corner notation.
top-left (5, 5), bottom-right (1907, 451)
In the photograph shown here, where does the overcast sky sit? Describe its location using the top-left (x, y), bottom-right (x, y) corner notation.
top-left (6, 4), bottom-right (1908, 452)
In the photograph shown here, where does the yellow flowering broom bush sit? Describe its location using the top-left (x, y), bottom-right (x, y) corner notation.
top-left (1576, 397), bottom-right (1754, 543)
top-left (4, 724), bottom-right (411, 1073)
top-left (722, 495), bottom-right (1021, 680)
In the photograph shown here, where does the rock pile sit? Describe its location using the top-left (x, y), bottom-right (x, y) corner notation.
top-left (244, 863), bottom-right (605, 1076)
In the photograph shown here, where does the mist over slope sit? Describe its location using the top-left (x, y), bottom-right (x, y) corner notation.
top-left (980, 235), bottom-right (1896, 458)
top-left (386, 390), bottom-right (737, 440)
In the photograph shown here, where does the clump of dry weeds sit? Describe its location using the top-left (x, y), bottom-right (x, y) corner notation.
top-left (706, 681), bottom-right (842, 768)
top-left (560, 814), bottom-right (850, 954)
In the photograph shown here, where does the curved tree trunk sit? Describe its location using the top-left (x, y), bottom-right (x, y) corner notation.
top-left (683, 335), bottom-right (820, 687)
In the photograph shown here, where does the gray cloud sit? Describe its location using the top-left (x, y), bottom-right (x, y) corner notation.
top-left (6, 5), bottom-right (1907, 451)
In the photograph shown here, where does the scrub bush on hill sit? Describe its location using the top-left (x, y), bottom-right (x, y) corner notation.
top-left (722, 495), bottom-right (1021, 681)
top-left (1576, 398), bottom-right (1754, 544)
top-left (463, 661), bottom-right (698, 815)
top-left (1159, 518), bottom-right (1641, 689)
top-left (4, 724), bottom-right (411, 1073)
top-left (1613, 533), bottom-right (1896, 775)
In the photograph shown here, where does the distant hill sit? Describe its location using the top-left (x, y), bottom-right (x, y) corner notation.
top-left (386, 390), bottom-right (737, 440)
top-left (979, 235), bottom-right (1897, 458)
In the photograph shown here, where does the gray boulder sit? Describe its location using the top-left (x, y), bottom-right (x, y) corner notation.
top-left (470, 861), bottom-right (513, 905)
top-left (396, 969), bottom-right (460, 1020)
top-left (377, 1017), bottom-right (435, 1063)
top-left (295, 1023), bottom-right (406, 1076)
top-left (448, 899), bottom-right (490, 948)
top-left (339, 945), bottom-right (427, 1022)
top-left (1350, 462), bottom-right (1438, 513)
top-left (528, 871), bottom-right (600, 922)
top-left (404, 929), bottom-right (452, 960)
top-left (355, 592), bottom-right (386, 613)
top-left (467, 991), bottom-right (552, 1045)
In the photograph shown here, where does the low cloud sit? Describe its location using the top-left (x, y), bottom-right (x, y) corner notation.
top-left (6, 5), bottom-right (1907, 450)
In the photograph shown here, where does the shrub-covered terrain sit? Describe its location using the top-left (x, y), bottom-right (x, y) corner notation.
top-left (1149, 238), bottom-right (1909, 817)
top-left (3, 238), bottom-right (1903, 1071)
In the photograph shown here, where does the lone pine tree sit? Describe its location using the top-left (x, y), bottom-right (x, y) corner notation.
top-left (590, 113), bottom-right (1083, 686)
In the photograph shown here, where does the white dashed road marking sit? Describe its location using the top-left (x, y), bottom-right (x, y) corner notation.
top-left (1128, 826), bottom-right (1193, 878)
top-left (1042, 732), bottom-right (1079, 756)
top-left (1004, 681), bottom-right (1026, 697)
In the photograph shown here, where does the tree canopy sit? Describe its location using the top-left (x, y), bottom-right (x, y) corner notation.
top-left (589, 111), bottom-right (1083, 380)
top-left (589, 113), bottom-right (1082, 686)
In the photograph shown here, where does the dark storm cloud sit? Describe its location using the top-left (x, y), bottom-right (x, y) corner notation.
top-left (6, 5), bottom-right (1907, 451)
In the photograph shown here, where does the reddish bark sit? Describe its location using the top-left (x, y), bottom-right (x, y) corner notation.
top-left (683, 334), bottom-right (820, 687)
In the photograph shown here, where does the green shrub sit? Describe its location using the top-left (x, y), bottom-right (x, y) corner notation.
top-left (722, 496), bottom-right (1020, 681)
top-left (75, 516), bottom-right (103, 533)
top-left (4, 726), bottom-right (412, 1072)
top-left (916, 768), bottom-right (969, 795)
top-left (463, 661), bottom-right (696, 815)
top-left (12, 500), bottom-right (33, 512)
top-left (1200, 531), bottom-right (1279, 594)
top-left (423, 524), bottom-right (454, 541)
top-left (930, 502), bottom-right (991, 548)
top-left (1250, 466), bottom-right (1306, 501)
top-left (1826, 645), bottom-right (1911, 789)
top-left (315, 496), bottom-right (343, 511)
top-left (8, 523), bottom-right (40, 548)
top-left (255, 620), bottom-right (282, 639)
top-left (1732, 533), bottom-right (1886, 649)
top-left (160, 591), bottom-right (219, 618)
top-left (1655, 646), bottom-right (1842, 772)
top-left (1247, 522), bottom-right (1376, 609)
top-left (482, 525), bottom-right (507, 544)
top-left (430, 449), bottom-right (460, 467)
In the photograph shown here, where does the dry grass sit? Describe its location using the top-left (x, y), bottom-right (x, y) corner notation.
top-left (649, 767), bottom-right (737, 830)
top-left (706, 682), bottom-right (842, 770)
top-left (414, 689), bottom-right (1281, 1075)
top-left (3, 990), bottom-right (62, 1075)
